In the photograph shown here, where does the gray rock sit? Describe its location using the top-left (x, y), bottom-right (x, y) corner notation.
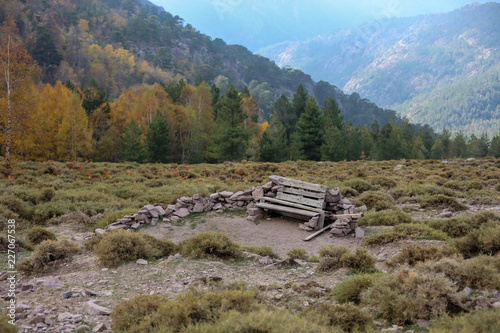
top-left (94, 228), bottom-right (106, 235)
top-left (355, 227), bottom-right (365, 239)
top-left (219, 191), bottom-right (233, 198)
top-left (269, 175), bottom-right (283, 184)
top-left (57, 312), bottom-right (73, 322)
top-left (155, 205), bottom-right (166, 216)
top-left (84, 301), bottom-right (111, 315)
top-left (462, 286), bottom-right (473, 296)
top-left (174, 208), bottom-right (190, 218)
top-left (93, 323), bottom-right (110, 332)
top-left (252, 187), bottom-right (264, 200)
top-left (416, 319), bottom-right (431, 328)
top-left (62, 291), bottom-right (73, 299)
top-left (136, 259), bottom-right (148, 265)
top-left (394, 164), bottom-right (406, 170)
top-left (209, 193), bottom-right (220, 200)
top-left (43, 277), bottom-right (64, 289)
top-left (192, 193), bottom-right (200, 200)
top-left (247, 208), bottom-right (262, 217)
top-left (213, 203), bottom-right (223, 210)
top-left (259, 256), bottom-right (274, 265)
top-left (229, 191), bottom-right (244, 201)
top-left (192, 202), bottom-right (204, 213)
top-left (170, 216), bottom-right (180, 222)
top-left (33, 305), bottom-right (46, 314)
top-left (30, 315), bottom-right (46, 325)
top-left (493, 302), bottom-right (500, 309)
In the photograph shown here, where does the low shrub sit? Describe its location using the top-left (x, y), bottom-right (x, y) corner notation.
top-left (316, 245), bottom-right (349, 272)
top-left (429, 309), bottom-right (500, 333)
top-left (0, 233), bottom-right (32, 252)
top-left (332, 273), bottom-right (384, 304)
top-left (92, 208), bottom-right (139, 231)
top-left (241, 245), bottom-right (280, 259)
top-left (352, 192), bottom-right (394, 211)
top-left (466, 181), bottom-right (484, 190)
top-left (416, 256), bottom-right (500, 290)
top-left (453, 223), bottom-right (500, 257)
top-left (361, 267), bottom-right (468, 325)
top-left (91, 230), bottom-right (177, 267)
top-left (363, 224), bottom-right (450, 245)
top-left (386, 243), bottom-right (460, 269)
top-left (286, 247), bottom-right (308, 260)
top-left (305, 302), bottom-right (373, 332)
top-left (424, 211), bottom-right (500, 238)
top-left (466, 189), bottom-right (500, 205)
top-left (111, 294), bottom-right (166, 332)
top-left (36, 188), bottom-right (55, 203)
top-left (367, 176), bottom-right (397, 189)
top-left (358, 210), bottom-right (411, 226)
top-left (26, 226), bottom-right (57, 245)
top-left (0, 311), bottom-right (17, 333)
top-left (342, 178), bottom-right (372, 194)
top-left (18, 240), bottom-right (79, 274)
top-left (419, 195), bottom-right (467, 212)
top-left (180, 231), bottom-right (242, 260)
top-left (340, 248), bottom-right (376, 272)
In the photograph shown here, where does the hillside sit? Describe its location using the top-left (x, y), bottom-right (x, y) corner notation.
top-left (0, 0), bottom-right (398, 125)
top-left (257, 2), bottom-right (500, 136)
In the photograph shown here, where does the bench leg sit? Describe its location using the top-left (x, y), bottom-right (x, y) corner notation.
top-left (317, 212), bottom-right (325, 230)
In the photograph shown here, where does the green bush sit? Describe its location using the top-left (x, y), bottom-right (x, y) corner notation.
top-left (361, 267), bottom-right (468, 325)
top-left (26, 226), bottom-right (57, 245)
top-left (241, 245), bottom-right (280, 259)
top-left (343, 178), bottom-right (372, 194)
top-left (36, 188), bottom-right (55, 203)
top-left (363, 223), bottom-right (450, 245)
top-left (419, 195), bottom-right (467, 212)
top-left (332, 273), bottom-right (384, 304)
top-left (111, 294), bottom-right (166, 333)
top-left (18, 240), bottom-right (79, 274)
top-left (358, 210), bottom-right (411, 226)
top-left (429, 309), bottom-right (500, 333)
top-left (453, 223), bottom-right (500, 257)
top-left (180, 231), bottom-right (243, 260)
top-left (286, 247), bottom-right (308, 260)
top-left (386, 243), bottom-right (460, 269)
top-left (305, 302), bottom-right (373, 332)
top-left (352, 192), bottom-right (394, 211)
top-left (340, 248), bottom-right (376, 272)
top-left (424, 211), bottom-right (500, 238)
top-left (316, 245), bottom-right (349, 272)
top-left (367, 176), bottom-right (397, 189)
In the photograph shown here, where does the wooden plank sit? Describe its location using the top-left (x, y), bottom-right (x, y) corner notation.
top-left (278, 185), bottom-right (327, 199)
top-left (260, 197), bottom-right (324, 213)
top-left (326, 213), bottom-right (364, 219)
top-left (276, 192), bottom-right (326, 208)
top-left (255, 203), bottom-right (320, 217)
top-left (303, 224), bottom-right (332, 241)
top-left (318, 212), bottom-right (325, 230)
top-left (278, 178), bottom-right (328, 192)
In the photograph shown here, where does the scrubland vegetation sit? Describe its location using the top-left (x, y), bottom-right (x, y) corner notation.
top-left (1, 157), bottom-right (500, 332)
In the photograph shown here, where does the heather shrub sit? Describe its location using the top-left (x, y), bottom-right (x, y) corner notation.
top-left (358, 209), bottom-right (411, 226)
top-left (361, 267), bottom-right (468, 325)
top-left (419, 195), bottom-right (467, 211)
top-left (466, 189), bottom-right (500, 205)
top-left (180, 231), bottom-right (243, 259)
top-left (185, 308), bottom-right (336, 333)
top-left (18, 240), bottom-right (79, 274)
top-left (424, 211), bottom-right (500, 238)
top-left (453, 223), bottom-right (500, 257)
top-left (340, 248), bottom-right (376, 272)
top-left (305, 302), bottom-right (373, 332)
top-left (367, 176), bottom-right (397, 189)
top-left (352, 192), bottom-right (394, 211)
top-left (316, 245), bottom-right (349, 272)
top-left (386, 243), bottom-right (460, 269)
top-left (36, 188), bottom-right (55, 203)
top-left (429, 309), bottom-right (500, 333)
top-left (416, 256), bottom-right (500, 290)
top-left (241, 245), bottom-right (280, 259)
top-left (111, 294), bottom-right (166, 332)
top-left (363, 223), bottom-right (449, 245)
top-left (0, 311), bottom-right (17, 333)
top-left (91, 230), bottom-right (165, 267)
top-left (286, 247), bottom-right (308, 260)
top-left (332, 273), bottom-right (384, 304)
top-left (26, 226), bottom-right (57, 245)
top-left (343, 178), bottom-right (372, 193)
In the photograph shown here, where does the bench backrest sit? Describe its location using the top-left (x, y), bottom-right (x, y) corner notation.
top-left (276, 178), bottom-right (329, 209)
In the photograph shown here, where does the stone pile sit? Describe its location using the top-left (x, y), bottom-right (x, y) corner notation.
top-left (86, 175), bottom-right (362, 239)
top-left (329, 217), bottom-right (359, 237)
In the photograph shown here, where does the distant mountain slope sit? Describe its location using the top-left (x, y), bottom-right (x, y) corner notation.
top-left (0, 0), bottom-right (401, 127)
top-left (258, 2), bottom-right (500, 136)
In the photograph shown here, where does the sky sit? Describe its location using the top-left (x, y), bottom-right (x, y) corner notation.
top-left (150, 0), bottom-right (495, 51)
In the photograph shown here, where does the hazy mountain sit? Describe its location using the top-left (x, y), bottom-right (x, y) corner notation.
top-left (1, 0), bottom-right (403, 127)
top-left (258, 2), bottom-right (500, 136)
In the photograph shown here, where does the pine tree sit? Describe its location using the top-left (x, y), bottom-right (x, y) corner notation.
top-left (430, 139), bottom-right (445, 159)
top-left (321, 126), bottom-right (347, 161)
top-left (146, 110), bottom-right (171, 163)
top-left (292, 84), bottom-right (308, 130)
top-left (271, 94), bottom-right (293, 139)
top-left (259, 116), bottom-right (288, 162)
top-left (118, 120), bottom-right (145, 162)
top-left (323, 95), bottom-right (343, 130)
top-left (450, 131), bottom-right (467, 158)
top-left (290, 97), bottom-right (324, 161)
top-left (376, 122), bottom-right (405, 160)
top-left (212, 85), bottom-right (250, 161)
top-left (489, 134), bottom-right (500, 157)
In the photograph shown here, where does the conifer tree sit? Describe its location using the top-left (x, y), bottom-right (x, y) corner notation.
top-left (146, 110), bottom-right (171, 163)
top-left (290, 97), bottom-right (324, 161)
top-left (271, 94), bottom-right (293, 139)
top-left (292, 84), bottom-right (308, 130)
top-left (118, 120), bottom-right (145, 162)
top-left (321, 96), bottom-right (346, 161)
top-left (450, 131), bottom-right (467, 158)
top-left (259, 116), bottom-right (288, 162)
top-left (212, 85), bottom-right (250, 161)
top-left (489, 134), bottom-right (500, 157)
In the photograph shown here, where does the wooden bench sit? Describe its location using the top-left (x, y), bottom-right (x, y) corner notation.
top-left (256, 177), bottom-right (329, 230)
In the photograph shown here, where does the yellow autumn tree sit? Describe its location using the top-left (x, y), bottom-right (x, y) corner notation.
top-left (0, 16), bottom-right (40, 168)
top-left (56, 92), bottom-right (93, 161)
top-left (29, 82), bottom-right (73, 160)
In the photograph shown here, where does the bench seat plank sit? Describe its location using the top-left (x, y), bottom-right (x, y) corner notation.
top-left (259, 197), bottom-right (324, 212)
top-left (278, 178), bottom-right (328, 192)
top-left (276, 192), bottom-right (326, 208)
top-left (255, 203), bottom-right (320, 218)
top-left (278, 185), bottom-right (327, 199)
